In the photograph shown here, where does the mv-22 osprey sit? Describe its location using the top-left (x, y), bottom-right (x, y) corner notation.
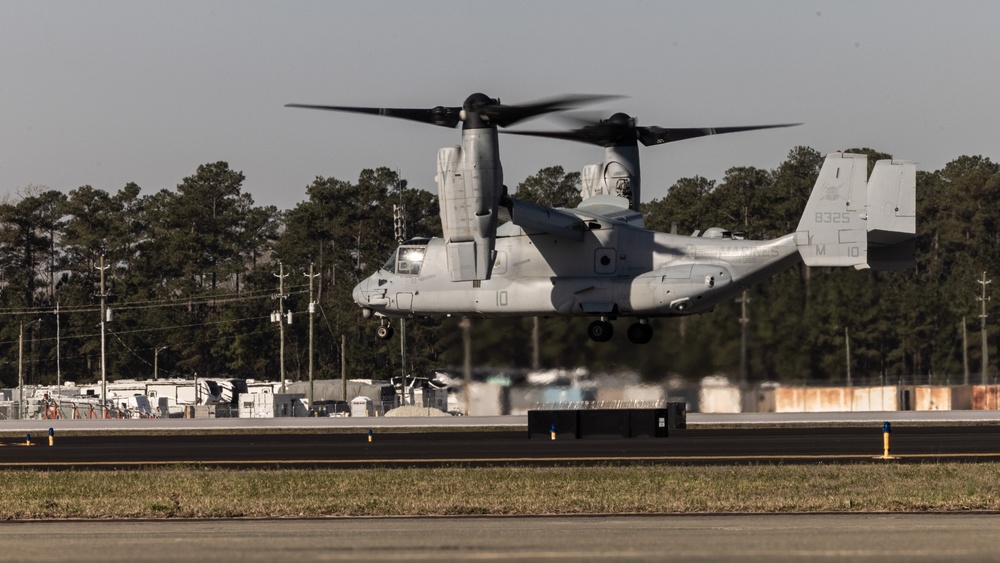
top-left (287, 93), bottom-right (917, 344)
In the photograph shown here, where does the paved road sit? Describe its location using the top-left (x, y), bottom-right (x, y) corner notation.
top-left (1, 514), bottom-right (997, 562)
top-left (1, 425), bottom-right (999, 469)
top-left (4, 409), bottom-right (1000, 433)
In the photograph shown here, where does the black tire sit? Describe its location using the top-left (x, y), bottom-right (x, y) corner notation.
top-left (627, 322), bottom-right (653, 344)
top-left (376, 325), bottom-right (394, 340)
top-left (588, 320), bottom-right (613, 342)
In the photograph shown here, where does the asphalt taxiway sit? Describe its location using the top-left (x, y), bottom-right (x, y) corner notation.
top-left (2, 514), bottom-right (998, 562)
top-left (1, 425), bottom-right (999, 469)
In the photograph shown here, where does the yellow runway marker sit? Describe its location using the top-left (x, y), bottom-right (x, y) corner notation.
top-left (875, 421), bottom-right (898, 460)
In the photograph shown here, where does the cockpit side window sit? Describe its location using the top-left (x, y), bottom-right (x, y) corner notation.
top-left (396, 245), bottom-right (426, 276)
top-left (381, 249), bottom-right (398, 273)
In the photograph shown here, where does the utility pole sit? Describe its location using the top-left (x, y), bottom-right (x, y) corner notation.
top-left (461, 317), bottom-right (472, 415)
top-left (979, 271), bottom-right (991, 384)
top-left (55, 300), bottom-right (61, 388)
top-left (962, 317), bottom-right (970, 385)
top-left (531, 317), bottom-right (540, 371)
top-left (19, 318), bottom-right (41, 419)
top-left (305, 263), bottom-right (319, 408)
top-left (738, 210), bottom-right (750, 383)
top-left (18, 321), bottom-right (25, 419)
top-left (737, 291), bottom-right (750, 382)
top-left (154, 346), bottom-right (168, 381)
top-left (98, 255), bottom-right (109, 410)
top-left (273, 262), bottom-right (289, 393)
top-left (845, 326), bottom-right (852, 387)
top-left (341, 334), bottom-right (347, 405)
top-left (400, 318), bottom-right (407, 407)
top-left (394, 202), bottom-right (407, 406)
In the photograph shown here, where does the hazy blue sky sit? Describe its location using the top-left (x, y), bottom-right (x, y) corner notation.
top-left (2, 1), bottom-right (998, 210)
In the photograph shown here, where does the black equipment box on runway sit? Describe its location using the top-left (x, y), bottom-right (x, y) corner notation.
top-left (528, 404), bottom-right (686, 439)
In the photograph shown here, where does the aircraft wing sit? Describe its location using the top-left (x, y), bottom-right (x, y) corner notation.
top-left (502, 197), bottom-right (587, 240)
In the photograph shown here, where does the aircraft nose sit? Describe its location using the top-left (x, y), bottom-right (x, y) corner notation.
top-left (352, 277), bottom-right (368, 307)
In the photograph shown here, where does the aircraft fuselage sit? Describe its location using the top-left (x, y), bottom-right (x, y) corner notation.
top-left (353, 220), bottom-right (800, 320)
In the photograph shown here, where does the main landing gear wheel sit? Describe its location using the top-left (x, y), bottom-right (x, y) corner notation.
top-left (627, 321), bottom-right (653, 344)
top-left (376, 325), bottom-right (394, 340)
top-left (588, 320), bottom-right (614, 342)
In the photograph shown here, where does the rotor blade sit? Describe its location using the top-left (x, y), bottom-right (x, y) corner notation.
top-left (504, 127), bottom-right (619, 146)
top-left (637, 123), bottom-right (801, 146)
top-left (487, 94), bottom-right (621, 128)
top-left (504, 111), bottom-right (635, 147)
top-left (503, 112), bottom-right (635, 147)
top-left (284, 103), bottom-right (462, 128)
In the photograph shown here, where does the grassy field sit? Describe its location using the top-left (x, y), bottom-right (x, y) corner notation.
top-left (2, 463), bottom-right (999, 519)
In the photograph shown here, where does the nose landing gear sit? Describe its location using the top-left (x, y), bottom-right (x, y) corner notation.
top-left (376, 319), bottom-right (394, 340)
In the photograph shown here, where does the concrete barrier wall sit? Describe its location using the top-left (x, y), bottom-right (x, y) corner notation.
top-left (952, 386), bottom-right (973, 410)
top-left (915, 386), bottom-right (955, 410)
top-left (594, 385), bottom-right (666, 403)
top-left (514, 382), bottom-right (992, 416)
top-left (972, 385), bottom-right (1000, 410)
top-left (699, 385), bottom-right (741, 413)
top-left (805, 387), bottom-right (850, 412)
top-left (774, 388), bottom-right (803, 413)
top-left (467, 382), bottom-right (509, 416)
top-left (857, 386), bottom-right (899, 411)
top-left (773, 386), bottom-right (900, 412)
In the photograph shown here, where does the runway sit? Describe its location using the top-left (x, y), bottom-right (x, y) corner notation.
top-left (2, 514), bottom-right (998, 562)
top-left (3, 424), bottom-right (999, 560)
top-left (2, 425), bottom-right (999, 469)
top-left (4, 409), bottom-right (1000, 433)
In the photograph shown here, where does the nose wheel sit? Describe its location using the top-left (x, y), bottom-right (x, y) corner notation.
top-left (376, 321), bottom-right (394, 340)
top-left (588, 319), bottom-right (614, 342)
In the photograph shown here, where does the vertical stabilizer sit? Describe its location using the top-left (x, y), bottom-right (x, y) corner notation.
top-left (795, 153), bottom-right (869, 267)
top-left (863, 159), bottom-right (917, 270)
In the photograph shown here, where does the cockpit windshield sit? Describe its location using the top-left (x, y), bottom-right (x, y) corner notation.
top-left (381, 239), bottom-right (429, 276)
top-left (396, 245), bottom-right (425, 275)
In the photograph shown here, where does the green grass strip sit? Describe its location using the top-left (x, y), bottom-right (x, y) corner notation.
top-left (1, 463), bottom-right (998, 519)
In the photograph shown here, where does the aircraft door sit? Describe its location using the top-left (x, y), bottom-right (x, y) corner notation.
top-left (595, 248), bottom-right (616, 274)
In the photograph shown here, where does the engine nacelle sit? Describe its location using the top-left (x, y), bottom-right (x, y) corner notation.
top-left (435, 126), bottom-right (503, 281)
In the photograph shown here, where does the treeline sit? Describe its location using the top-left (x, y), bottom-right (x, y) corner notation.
top-left (1, 147), bottom-right (997, 387)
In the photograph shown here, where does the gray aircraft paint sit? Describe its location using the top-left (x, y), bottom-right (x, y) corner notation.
top-left (285, 94), bottom-right (914, 342)
top-left (354, 153), bottom-right (916, 332)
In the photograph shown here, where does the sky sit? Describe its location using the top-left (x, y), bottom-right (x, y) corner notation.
top-left (2, 1), bottom-right (999, 211)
